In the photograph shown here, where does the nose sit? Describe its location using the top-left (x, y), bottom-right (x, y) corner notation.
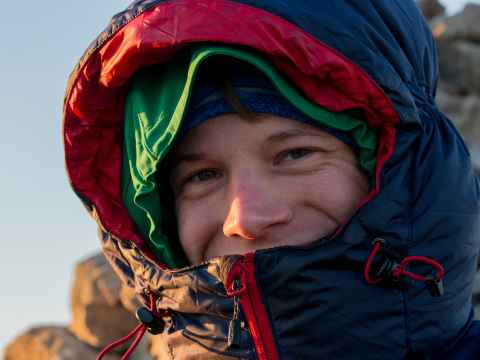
top-left (223, 184), bottom-right (293, 240)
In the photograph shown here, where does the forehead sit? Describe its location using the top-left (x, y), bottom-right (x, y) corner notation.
top-left (172, 112), bottom-right (347, 155)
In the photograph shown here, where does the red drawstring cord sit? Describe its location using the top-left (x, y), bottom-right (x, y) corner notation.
top-left (364, 240), bottom-right (384, 284)
top-left (96, 324), bottom-right (147, 360)
top-left (391, 256), bottom-right (445, 282)
top-left (364, 239), bottom-right (445, 285)
top-left (96, 293), bottom-right (157, 360)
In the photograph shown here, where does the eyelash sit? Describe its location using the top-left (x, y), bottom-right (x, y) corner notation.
top-left (186, 168), bottom-right (221, 183)
top-left (275, 147), bottom-right (315, 164)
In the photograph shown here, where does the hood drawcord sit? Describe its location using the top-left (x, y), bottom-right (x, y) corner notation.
top-left (364, 239), bottom-right (445, 297)
top-left (96, 292), bottom-right (160, 360)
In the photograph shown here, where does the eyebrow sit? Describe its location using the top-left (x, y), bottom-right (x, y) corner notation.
top-left (170, 153), bottom-right (208, 171)
top-left (170, 127), bottom-right (329, 172)
top-left (265, 127), bottom-right (328, 143)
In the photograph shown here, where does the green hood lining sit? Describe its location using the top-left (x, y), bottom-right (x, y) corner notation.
top-left (122, 44), bottom-right (378, 268)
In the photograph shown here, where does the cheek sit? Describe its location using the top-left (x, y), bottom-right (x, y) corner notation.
top-left (175, 198), bottom-right (223, 264)
top-left (301, 165), bottom-right (369, 222)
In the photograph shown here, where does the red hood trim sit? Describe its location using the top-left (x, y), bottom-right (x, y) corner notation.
top-left (64, 0), bottom-right (400, 251)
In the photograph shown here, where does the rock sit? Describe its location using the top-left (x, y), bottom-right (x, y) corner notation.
top-left (417, 0), bottom-right (445, 20)
top-left (436, 40), bottom-right (480, 95)
top-left (469, 145), bottom-right (480, 173)
top-left (4, 326), bottom-right (151, 360)
top-left (433, 4), bottom-right (480, 42)
top-left (69, 253), bottom-right (139, 349)
top-left (432, 4), bottom-right (480, 172)
top-left (435, 89), bottom-right (480, 153)
top-left (4, 326), bottom-right (120, 360)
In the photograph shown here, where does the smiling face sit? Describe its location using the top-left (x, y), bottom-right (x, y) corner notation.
top-left (169, 113), bottom-right (369, 265)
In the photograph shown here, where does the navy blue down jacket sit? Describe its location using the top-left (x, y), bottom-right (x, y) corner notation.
top-left (63, 0), bottom-right (480, 358)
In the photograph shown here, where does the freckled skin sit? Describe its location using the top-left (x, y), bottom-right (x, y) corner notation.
top-left (170, 113), bottom-right (369, 265)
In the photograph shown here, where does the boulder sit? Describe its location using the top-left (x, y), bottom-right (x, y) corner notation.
top-left (435, 89), bottom-right (480, 171)
top-left (436, 40), bottom-right (480, 95)
top-left (433, 4), bottom-right (480, 42)
top-left (4, 326), bottom-right (120, 360)
top-left (417, 0), bottom-right (445, 20)
top-left (69, 253), bottom-right (139, 349)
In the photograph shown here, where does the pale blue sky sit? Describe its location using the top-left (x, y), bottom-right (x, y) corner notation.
top-left (0, 0), bottom-right (477, 353)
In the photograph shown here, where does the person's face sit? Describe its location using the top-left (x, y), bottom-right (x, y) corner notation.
top-left (170, 113), bottom-right (369, 264)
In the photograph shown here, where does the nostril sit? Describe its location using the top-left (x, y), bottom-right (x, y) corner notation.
top-left (223, 207), bottom-right (257, 240)
top-left (223, 220), bottom-right (257, 240)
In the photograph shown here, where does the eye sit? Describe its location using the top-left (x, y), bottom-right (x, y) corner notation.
top-left (278, 148), bottom-right (314, 162)
top-left (187, 169), bottom-right (221, 183)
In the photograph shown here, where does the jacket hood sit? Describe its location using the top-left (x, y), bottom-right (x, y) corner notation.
top-left (63, 1), bottom-right (480, 358)
top-left (122, 44), bottom-right (379, 268)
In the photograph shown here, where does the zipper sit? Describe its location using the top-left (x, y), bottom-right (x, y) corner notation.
top-left (227, 279), bottom-right (243, 348)
top-left (226, 253), bottom-right (280, 360)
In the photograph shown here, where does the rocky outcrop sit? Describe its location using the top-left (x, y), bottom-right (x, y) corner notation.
top-left (432, 4), bottom-right (480, 42)
top-left (435, 91), bottom-right (480, 144)
top-left (417, 0), bottom-right (445, 20)
top-left (437, 41), bottom-right (480, 95)
top-left (69, 254), bottom-right (139, 349)
top-left (4, 326), bottom-right (121, 360)
top-left (430, 4), bottom-right (480, 170)
top-left (4, 254), bottom-right (150, 359)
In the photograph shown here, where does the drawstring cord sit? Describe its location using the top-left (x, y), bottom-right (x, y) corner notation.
top-left (364, 240), bottom-right (384, 285)
top-left (391, 256), bottom-right (445, 282)
top-left (96, 324), bottom-right (146, 360)
top-left (96, 293), bottom-right (158, 360)
top-left (364, 239), bottom-right (445, 296)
